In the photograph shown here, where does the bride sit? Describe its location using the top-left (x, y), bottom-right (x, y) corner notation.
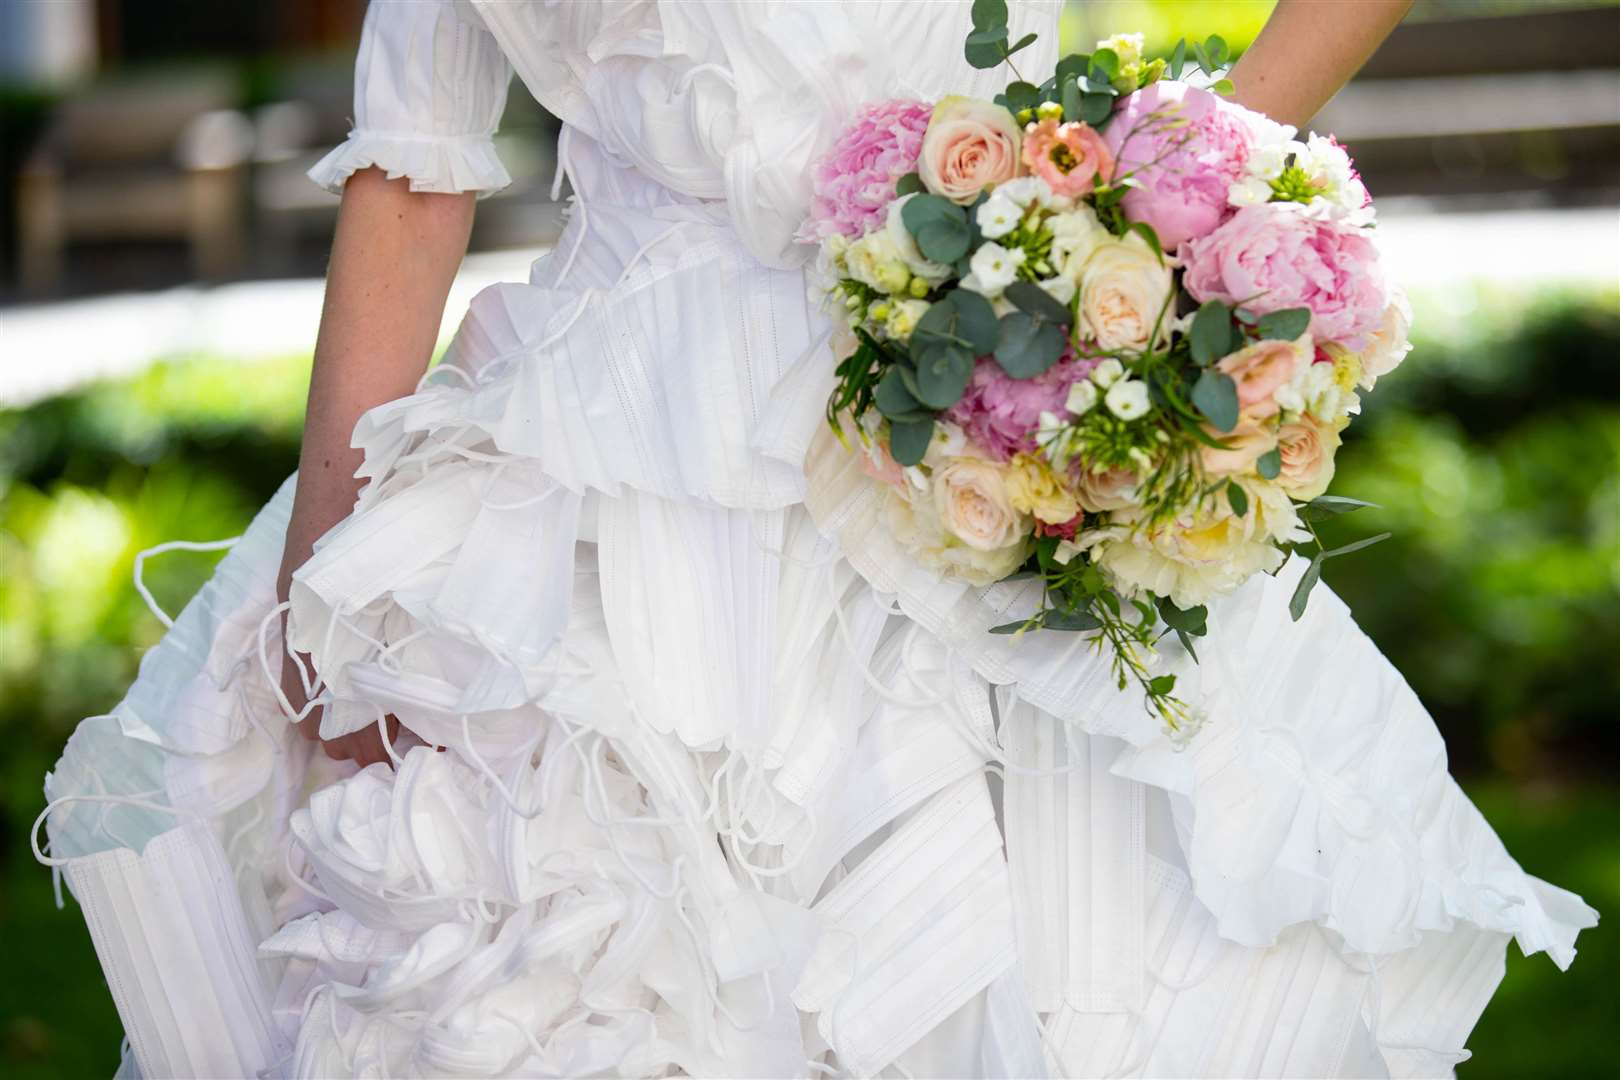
top-left (37, 1), bottom-right (1596, 1077)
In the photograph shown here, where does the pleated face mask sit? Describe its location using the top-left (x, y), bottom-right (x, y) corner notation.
top-left (35, 807), bottom-right (285, 1079)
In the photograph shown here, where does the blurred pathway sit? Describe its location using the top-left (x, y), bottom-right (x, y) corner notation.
top-left (2, 205), bottom-right (1617, 409)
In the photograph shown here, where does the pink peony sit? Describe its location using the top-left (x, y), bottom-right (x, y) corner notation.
top-left (946, 354), bottom-right (1098, 461)
top-left (1102, 81), bottom-right (1269, 252)
top-left (1181, 204), bottom-right (1388, 349)
top-left (1021, 118), bottom-right (1113, 199)
top-left (802, 99), bottom-right (932, 242)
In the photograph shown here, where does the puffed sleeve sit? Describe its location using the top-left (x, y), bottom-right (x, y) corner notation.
top-left (308, 0), bottom-right (513, 197)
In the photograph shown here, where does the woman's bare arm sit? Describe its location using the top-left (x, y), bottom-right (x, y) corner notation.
top-left (276, 167), bottom-right (475, 765)
top-left (1228, 0), bottom-right (1414, 128)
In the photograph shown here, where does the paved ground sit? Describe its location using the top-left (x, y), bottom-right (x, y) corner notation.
top-left (2, 205), bottom-right (1617, 408)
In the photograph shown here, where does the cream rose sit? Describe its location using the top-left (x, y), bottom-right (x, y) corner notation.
top-left (1217, 335), bottom-right (1308, 418)
top-left (933, 458), bottom-right (1028, 552)
top-left (1358, 287), bottom-right (1414, 388)
top-left (1074, 465), bottom-right (1140, 513)
top-left (1201, 419), bottom-right (1276, 477)
top-left (1048, 204), bottom-right (1109, 285)
top-left (919, 96), bottom-right (1023, 205)
top-left (1079, 232), bottom-right (1174, 352)
top-left (843, 230), bottom-right (911, 294)
top-left (1005, 455), bottom-right (1081, 525)
top-left (1274, 416), bottom-right (1342, 500)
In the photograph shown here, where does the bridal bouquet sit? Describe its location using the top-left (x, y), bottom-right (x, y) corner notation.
top-left (803, 2), bottom-right (1410, 725)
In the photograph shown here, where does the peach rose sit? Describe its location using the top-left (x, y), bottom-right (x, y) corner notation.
top-left (1022, 117), bottom-right (1114, 199)
top-left (933, 458), bottom-right (1027, 551)
top-left (1216, 336), bottom-right (1308, 417)
top-left (1074, 465), bottom-right (1140, 513)
top-left (1201, 419), bottom-right (1277, 476)
top-left (1079, 232), bottom-right (1174, 352)
top-left (1275, 416), bottom-right (1341, 499)
top-left (919, 97), bottom-right (1023, 205)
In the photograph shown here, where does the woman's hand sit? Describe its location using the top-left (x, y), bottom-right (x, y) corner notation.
top-left (277, 634), bottom-right (400, 768)
top-left (273, 167), bottom-right (475, 766)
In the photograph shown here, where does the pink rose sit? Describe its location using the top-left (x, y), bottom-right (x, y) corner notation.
top-left (1103, 82), bottom-right (1274, 252)
top-left (1021, 118), bottom-right (1113, 199)
top-left (1182, 204), bottom-right (1388, 350)
top-left (1217, 336), bottom-right (1307, 417)
top-left (919, 96), bottom-right (1023, 205)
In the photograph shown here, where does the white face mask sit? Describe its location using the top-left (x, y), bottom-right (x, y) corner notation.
top-left (1001, 705), bottom-right (1147, 1014)
top-left (36, 809), bottom-right (286, 1079)
top-left (792, 774), bottom-right (1019, 1077)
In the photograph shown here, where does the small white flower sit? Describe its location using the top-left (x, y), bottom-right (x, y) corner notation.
top-left (1053, 539), bottom-right (1084, 565)
top-left (884, 298), bottom-right (930, 340)
top-left (1105, 378), bottom-right (1151, 421)
top-left (1065, 380), bottom-right (1099, 416)
top-left (1039, 275), bottom-right (1077, 306)
top-left (1035, 410), bottom-right (1076, 469)
top-left (1091, 358), bottom-right (1125, 388)
top-left (975, 195), bottom-right (1021, 240)
top-left (967, 242), bottom-right (1025, 296)
top-left (995, 177), bottom-right (1044, 207)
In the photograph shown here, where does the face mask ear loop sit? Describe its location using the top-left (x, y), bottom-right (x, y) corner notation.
top-left (257, 601), bottom-right (324, 725)
top-left (132, 536), bottom-right (241, 629)
top-left (417, 358), bottom-right (476, 393)
top-left (283, 838), bottom-right (334, 904)
top-left (828, 565), bottom-right (948, 709)
top-left (30, 792), bottom-right (185, 867)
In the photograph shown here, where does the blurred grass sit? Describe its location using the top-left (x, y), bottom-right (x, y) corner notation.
top-left (1, 283), bottom-right (1617, 1074)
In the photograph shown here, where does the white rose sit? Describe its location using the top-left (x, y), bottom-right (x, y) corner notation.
top-left (884, 298), bottom-right (930, 340)
top-left (975, 194), bottom-right (1021, 239)
top-left (1357, 288), bottom-right (1413, 388)
top-left (966, 241), bottom-right (1025, 297)
top-left (1091, 358), bottom-right (1125, 388)
top-left (1065, 380), bottom-right (1098, 416)
top-left (933, 458), bottom-right (1027, 552)
top-left (1074, 465), bottom-right (1140, 513)
top-left (845, 230), bottom-right (911, 294)
top-left (886, 195), bottom-right (953, 285)
top-left (1104, 378), bottom-right (1151, 420)
top-left (1047, 205), bottom-right (1108, 282)
top-left (1079, 233), bottom-right (1175, 352)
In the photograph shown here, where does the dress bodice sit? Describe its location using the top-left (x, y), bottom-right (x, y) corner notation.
top-left (313, 0), bottom-right (1060, 268)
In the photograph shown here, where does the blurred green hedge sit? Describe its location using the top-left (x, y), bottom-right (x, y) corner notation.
top-left (0, 282), bottom-right (1615, 1075)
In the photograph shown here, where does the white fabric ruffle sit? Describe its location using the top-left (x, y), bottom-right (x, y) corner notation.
top-left (307, 131), bottom-right (512, 198)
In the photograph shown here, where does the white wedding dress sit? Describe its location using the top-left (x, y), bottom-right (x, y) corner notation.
top-left (39, 2), bottom-right (1596, 1078)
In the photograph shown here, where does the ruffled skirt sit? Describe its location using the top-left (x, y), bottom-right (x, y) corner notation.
top-left (41, 146), bottom-right (1595, 1079)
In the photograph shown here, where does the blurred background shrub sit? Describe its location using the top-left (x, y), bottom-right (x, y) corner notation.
top-left (1, 0), bottom-right (1616, 1076)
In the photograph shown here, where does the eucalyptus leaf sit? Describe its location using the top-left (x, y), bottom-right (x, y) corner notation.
top-left (1042, 607), bottom-right (1102, 632)
top-left (1081, 91), bottom-right (1114, 126)
top-left (900, 193), bottom-right (961, 235)
top-left (1005, 80), bottom-right (1041, 113)
top-left (1189, 299), bottom-right (1234, 366)
top-left (1226, 481), bottom-right (1249, 518)
top-left (1211, 78), bottom-right (1235, 97)
top-left (1323, 531), bottom-right (1392, 559)
top-left (965, 37), bottom-right (1005, 68)
top-left (1005, 280), bottom-right (1072, 325)
top-left (970, 0), bottom-right (1009, 31)
top-left (1169, 38), bottom-right (1187, 80)
top-left (1256, 448), bottom-right (1281, 479)
top-left (1175, 627), bottom-right (1199, 662)
top-left (1191, 369), bottom-right (1239, 432)
top-left (888, 417), bottom-right (935, 467)
top-left (1061, 76), bottom-right (1082, 123)
top-left (965, 26), bottom-right (1006, 46)
top-left (1089, 47), bottom-right (1119, 80)
top-left (1056, 53), bottom-right (1088, 85)
top-left (1289, 553), bottom-right (1324, 621)
top-left (948, 288), bottom-right (1001, 353)
top-left (1255, 307), bottom-right (1311, 340)
top-left (1006, 31), bottom-right (1039, 58)
top-left (1191, 40), bottom-right (1213, 74)
top-left (895, 172), bottom-right (925, 197)
top-left (1156, 597), bottom-right (1208, 635)
top-left (915, 218), bottom-right (971, 263)
top-left (1300, 495), bottom-right (1379, 522)
top-left (1205, 34), bottom-right (1229, 65)
top-left (913, 341), bottom-right (974, 409)
top-left (995, 312), bottom-right (1067, 378)
top-left (873, 367), bottom-right (923, 418)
